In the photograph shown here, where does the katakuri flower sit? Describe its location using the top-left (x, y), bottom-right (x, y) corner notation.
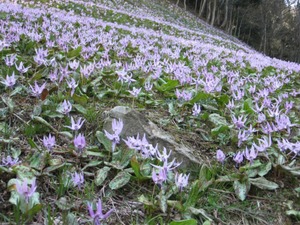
top-left (74, 133), bottom-right (86, 153)
top-left (87, 199), bottom-right (114, 225)
top-left (1, 155), bottom-right (19, 166)
top-left (43, 133), bottom-right (56, 151)
top-left (58, 100), bottom-right (72, 115)
top-left (104, 119), bottom-right (123, 152)
top-left (216, 149), bottom-right (226, 163)
top-left (71, 172), bottom-right (84, 189)
top-left (1, 72), bottom-right (17, 88)
top-left (65, 116), bottom-right (85, 131)
top-left (175, 173), bottom-right (190, 191)
top-left (29, 81), bottom-right (47, 97)
top-left (16, 178), bottom-right (37, 203)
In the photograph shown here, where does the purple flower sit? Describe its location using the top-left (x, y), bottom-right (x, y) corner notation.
top-left (5, 54), bottom-right (17, 67)
top-left (144, 81), bottom-right (153, 91)
top-left (16, 178), bottom-right (37, 203)
top-left (67, 78), bottom-right (78, 96)
top-left (1, 72), bottom-right (17, 88)
top-left (15, 61), bottom-right (30, 74)
top-left (233, 151), bottom-right (244, 165)
top-left (71, 172), bottom-right (84, 189)
top-left (232, 115), bottom-right (247, 129)
top-left (69, 60), bottom-right (79, 70)
top-left (104, 119), bottom-right (123, 152)
top-left (87, 199), bottom-right (114, 225)
top-left (216, 149), bottom-right (226, 163)
top-left (226, 99), bottom-right (235, 110)
top-left (49, 69), bottom-right (59, 83)
top-left (65, 116), bottom-right (85, 131)
top-left (74, 133), bottom-right (86, 153)
top-left (129, 87), bottom-right (141, 98)
top-left (238, 130), bottom-right (250, 147)
top-left (192, 103), bottom-right (201, 116)
top-left (152, 167), bottom-right (167, 186)
top-left (1, 155), bottom-right (19, 166)
top-left (29, 81), bottom-right (47, 97)
top-left (58, 100), bottom-right (72, 115)
top-left (175, 173), bottom-right (190, 191)
top-left (43, 134), bottom-right (56, 151)
top-left (244, 146), bottom-right (258, 164)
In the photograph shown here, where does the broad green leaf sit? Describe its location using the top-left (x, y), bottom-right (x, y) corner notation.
top-left (66, 213), bottom-right (79, 225)
top-left (156, 80), bottom-right (179, 92)
top-left (1, 96), bottom-right (14, 112)
top-left (286, 210), bottom-right (300, 218)
top-left (233, 180), bottom-right (250, 201)
top-left (58, 131), bottom-right (73, 139)
top-left (240, 160), bottom-right (262, 172)
top-left (258, 162), bottom-right (272, 177)
top-left (189, 207), bottom-right (213, 221)
top-left (109, 171), bottom-right (131, 190)
top-left (96, 131), bottom-right (111, 152)
top-left (249, 177), bottom-right (279, 190)
top-left (211, 125), bottom-right (229, 136)
top-left (95, 166), bottom-right (110, 186)
top-left (190, 92), bottom-right (212, 104)
top-left (56, 197), bottom-right (73, 210)
top-left (208, 113), bottom-right (228, 126)
top-left (138, 195), bottom-right (153, 206)
top-left (242, 98), bottom-right (255, 114)
top-left (32, 116), bottom-right (56, 131)
top-left (159, 190), bottom-right (167, 213)
top-left (169, 219), bottom-right (197, 225)
top-left (67, 46), bottom-right (82, 58)
top-left (83, 160), bottom-right (102, 170)
top-left (130, 156), bottom-right (143, 179)
top-left (48, 157), bottom-right (63, 166)
top-left (72, 93), bottom-right (88, 105)
top-left (73, 104), bottom-right (87, 115)
top-left (10, 86), bottom-right (23, 97)
top-left (43, 163), bottom-right (66, 173)
top-left (25, 203), bottom-right (42, 218)
top-left (30, 152), bottom-right (46, 170)
top-left (27, 138), bottom-right (40, 150)
top-left (183, 180), bottom-right (200, 209)
top-left (33, 104), bottom-right (42, 116)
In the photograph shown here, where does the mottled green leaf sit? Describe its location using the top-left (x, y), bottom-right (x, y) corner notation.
top-left (233, 180), bottom-right (250, 201)
top-left (249, 177), bottom-right (279, 190)
top-left (209, 113), bottom-right (228, 126)
top-left (169, 219), bottom-right (197, 225)
top-left (109, 171), bottom-right (131, 190)
top-left (95, 166), bottom-right (110, 186)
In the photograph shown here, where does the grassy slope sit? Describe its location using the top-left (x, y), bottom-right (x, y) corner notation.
top-left (0, 0), bottom-right (300, 224)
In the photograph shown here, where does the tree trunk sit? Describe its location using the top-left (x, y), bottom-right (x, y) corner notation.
top-left (176, 0), bottom-right (180, 6)
top-left (207, 0), bottom-right (212, 23)
top-left (184, 0), bottom-right (186, 10)
top-left (221, 0), bottom-right (228, 28)
top-left (194, 0), bottom-right (198, 12)
top-left (210, 0), bottom-right (217, 25)
top-left (199, 0), bottom-right (207, 17)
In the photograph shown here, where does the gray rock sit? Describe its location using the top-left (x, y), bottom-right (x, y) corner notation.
top-left (103, 106), bottom-right (203, 168)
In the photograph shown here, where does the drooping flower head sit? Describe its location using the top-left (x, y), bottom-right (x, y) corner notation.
top-left (175, 173), bottom-right (190, 191)
top-left (74, 133), bottom-right (86, 153)
top-left (43, 133), bottom-right (56, 151)
top-left (216, 149), bottom-right (226, 163)
top-left (65, 116), bottom-right (85, 131)
top-left (87, 199), bottom-right (114, 225)
top-left (1, 72), bottom-right (17, 88)
top-left (16, 178), bottom-right (37, 203)
top-left (71, 171), bottom-right (84, 189)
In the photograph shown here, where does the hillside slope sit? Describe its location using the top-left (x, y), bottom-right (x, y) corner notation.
top-left (0, 0), bottom-right (300, 224)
